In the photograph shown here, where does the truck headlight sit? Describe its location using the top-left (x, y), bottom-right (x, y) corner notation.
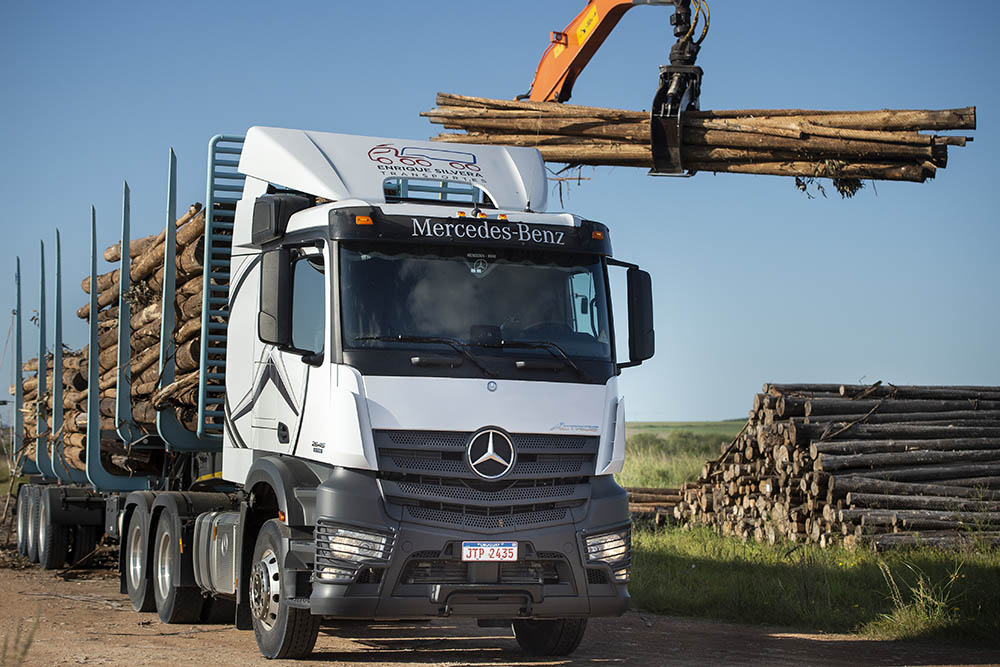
top-left (584, 526), bottom-right (631, 582)
top-left (315, 521), bottom-right (393, 582)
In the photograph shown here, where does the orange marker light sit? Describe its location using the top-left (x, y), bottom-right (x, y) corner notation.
top-left (592, 230), bottom-right (604, 240)
top-left (477, 212), bottom-right (487, 218)
top-left (457, 211), bottom-right (467, 217)
top-left (278, 510), bottom-right (286, 522)
top-left (355, 215), bottom-right (373, 225)
top-left (498, 214), bottom-right (508, 220)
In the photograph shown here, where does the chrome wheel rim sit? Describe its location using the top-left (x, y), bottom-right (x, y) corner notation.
top-left (26, 493), bottom-right (36, 552)
top-left (17, 490), bottom-right (28, 549)
top-left (250, 547), bottom-right (281, 631)
top-left (128, 522), bottom-right (144, 590)
top-left (38, 502), bottom-right (47, 553)
top-left (155, 528), bottom-right (173, 600)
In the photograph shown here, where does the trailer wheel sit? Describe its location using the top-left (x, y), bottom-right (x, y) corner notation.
top-left (124, 506), bottom-right (156, 612)
top-left (26, 486), bottom-right (40, 563)
top-left (16, 485), bottom-right (30, 557)
top-left (38, 492), bottom-right (69, 570)
top-left (250, 519), bottom-right (320, 659)
top-left (152, 513), bottom-right (204, 623)
top-left (512, 618), bottom-right (588, 656)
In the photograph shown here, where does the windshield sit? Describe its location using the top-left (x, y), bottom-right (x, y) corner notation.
top-left (340, 242), bottom-right (612, 361)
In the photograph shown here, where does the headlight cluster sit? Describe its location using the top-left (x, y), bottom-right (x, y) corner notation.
top-left (584, 526), bottom-right (631, 582)
top-left (315, 521), bottom-right (393, 583)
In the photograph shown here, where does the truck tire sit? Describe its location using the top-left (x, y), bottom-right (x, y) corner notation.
top-left (38, 492), bottom-right (69, 570)
top-left (16, 485), bottom-right (30, 557)
top-left (152, 513), bottom-right (204, 623)
top-left (124, 506), bottom-right (156, 612)
top-left (26, 486), bottom-right (40, 563)
top-left (512, 618), bottom-right (588, 656)
top-left (69, 525), bottom-right (101, 565)
top-left (250, 519), bottom-right (320, 659)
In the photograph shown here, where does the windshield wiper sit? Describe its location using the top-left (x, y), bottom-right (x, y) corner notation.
top-left (500, 339), bottom-right (591, 382)
top-left (354, 335), bottom-right (497, 378)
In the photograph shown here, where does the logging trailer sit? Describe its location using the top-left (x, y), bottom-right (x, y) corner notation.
top-left (11, 128), bottom-right (655, 658)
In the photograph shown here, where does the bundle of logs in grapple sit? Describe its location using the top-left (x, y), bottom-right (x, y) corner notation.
top-left (673, 383), bottom-right (1000, 551)
top-left (423, 94), bottom-right (976, 193)
top-left (13, 203), bottom-right (222, 477)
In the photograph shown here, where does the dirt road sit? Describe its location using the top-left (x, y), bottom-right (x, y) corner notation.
top-left (1, 555), bottom-right (997, 667)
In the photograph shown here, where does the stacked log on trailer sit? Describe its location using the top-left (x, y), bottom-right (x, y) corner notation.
top-left (13, 348), bottom-right (146, 475)
top-left (423, 94), bottom-right (976, 194)
top-left (9, 203), bottom-right (226, 476)
top-left (674, 383), bottom-right (1000, 551)
top-left (8, 202), bottom-right (214, 477)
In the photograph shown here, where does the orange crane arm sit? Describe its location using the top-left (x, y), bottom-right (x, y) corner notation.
top-left (524, 0), bottom-right (676, 103)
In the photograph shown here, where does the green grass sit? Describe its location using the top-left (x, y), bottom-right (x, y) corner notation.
top-left (615, 420), bottom-right (744, 488)
top-left (626, 420), bottom-right (746, 439)
top-left (629, 525), bottom-right (1000, 641)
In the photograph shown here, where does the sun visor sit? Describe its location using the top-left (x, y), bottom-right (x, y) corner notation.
top-left (239, 126), bottom-right (548, 212)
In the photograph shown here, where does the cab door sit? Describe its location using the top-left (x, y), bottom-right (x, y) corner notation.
top-left (248, 244), bottom-right (327, 453)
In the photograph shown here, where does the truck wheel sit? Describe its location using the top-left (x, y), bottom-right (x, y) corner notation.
top-left (26, 486), bottom-right (40, 563)
top-left (250, 519), bottom-right (320, 659)
top-left (69, 525), bottom-right (101, 565)
top-left (16, 485), bottom-right (30, 557)
top-left (152, 514), bottom-right (204, 623)
top-left (124, 507), bottom-right (156, 612)
top-left (512, 618), bottom-right (588, 656)
top-left (38, 492), bottom-right (69, 569)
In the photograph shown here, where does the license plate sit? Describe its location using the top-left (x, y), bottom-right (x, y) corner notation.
top-left (461, 541), bottom-right (518, 562)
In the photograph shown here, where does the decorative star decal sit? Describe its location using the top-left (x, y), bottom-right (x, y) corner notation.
top-left (230, 348), bottom-right (299, 422)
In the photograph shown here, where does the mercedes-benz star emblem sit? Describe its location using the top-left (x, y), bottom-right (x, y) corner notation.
top-left (467, 429), bottom-right (516, 480)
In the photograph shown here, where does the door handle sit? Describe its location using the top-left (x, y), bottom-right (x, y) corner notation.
top-left (277, 422), bottom-right (290, 444)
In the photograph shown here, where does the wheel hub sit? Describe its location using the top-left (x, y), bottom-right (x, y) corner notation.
top-left (250, 548), bottom-right (281, 631)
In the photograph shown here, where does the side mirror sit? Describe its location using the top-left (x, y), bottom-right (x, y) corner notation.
top-left (258, 248), bottom-right (292, 347)
top-left (624, 268), bottom-right (654, 366)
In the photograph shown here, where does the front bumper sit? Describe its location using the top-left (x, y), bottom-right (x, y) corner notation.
top-left (309, 467), bottom-right (629, 619)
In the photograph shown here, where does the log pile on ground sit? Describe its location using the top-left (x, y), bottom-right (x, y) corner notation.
top-left (673, 382), bottom-right (1000, 551)
top-left (628, 487), bottom-right (681, 526)
top-left (423, 94), bottom-right (976, 194)
top-left (9, 202), bottom-right (223, 476)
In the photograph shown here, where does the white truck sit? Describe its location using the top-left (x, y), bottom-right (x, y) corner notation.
top-left (14, 127), bottom-right (654, 658)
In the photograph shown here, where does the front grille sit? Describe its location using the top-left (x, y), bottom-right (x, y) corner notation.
top-left (401, 556), bottom-right (563, 586)
top-left (375, 430), bottom-right (598, 531)
top-left (395, 480), bottom-right (578, 504)
top-left (383, 430), bottom-right (593, 452)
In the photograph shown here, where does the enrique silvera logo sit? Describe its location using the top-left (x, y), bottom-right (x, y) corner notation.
top-left (411, 218), bottom-right (566, 245)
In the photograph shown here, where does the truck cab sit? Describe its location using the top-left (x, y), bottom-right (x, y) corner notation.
top-left (213, 127), bottom-right (654, 656)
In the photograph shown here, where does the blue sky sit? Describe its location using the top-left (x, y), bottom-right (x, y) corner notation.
top-left (1, 1), bottom-right (997, 422)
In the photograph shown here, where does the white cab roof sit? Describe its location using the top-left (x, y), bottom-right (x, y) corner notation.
top-left (239, 126), bottom-right (548, 212)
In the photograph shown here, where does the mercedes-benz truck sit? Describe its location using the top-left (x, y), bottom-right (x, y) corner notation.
top-left (13, 127), bottom-right (654, 658)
